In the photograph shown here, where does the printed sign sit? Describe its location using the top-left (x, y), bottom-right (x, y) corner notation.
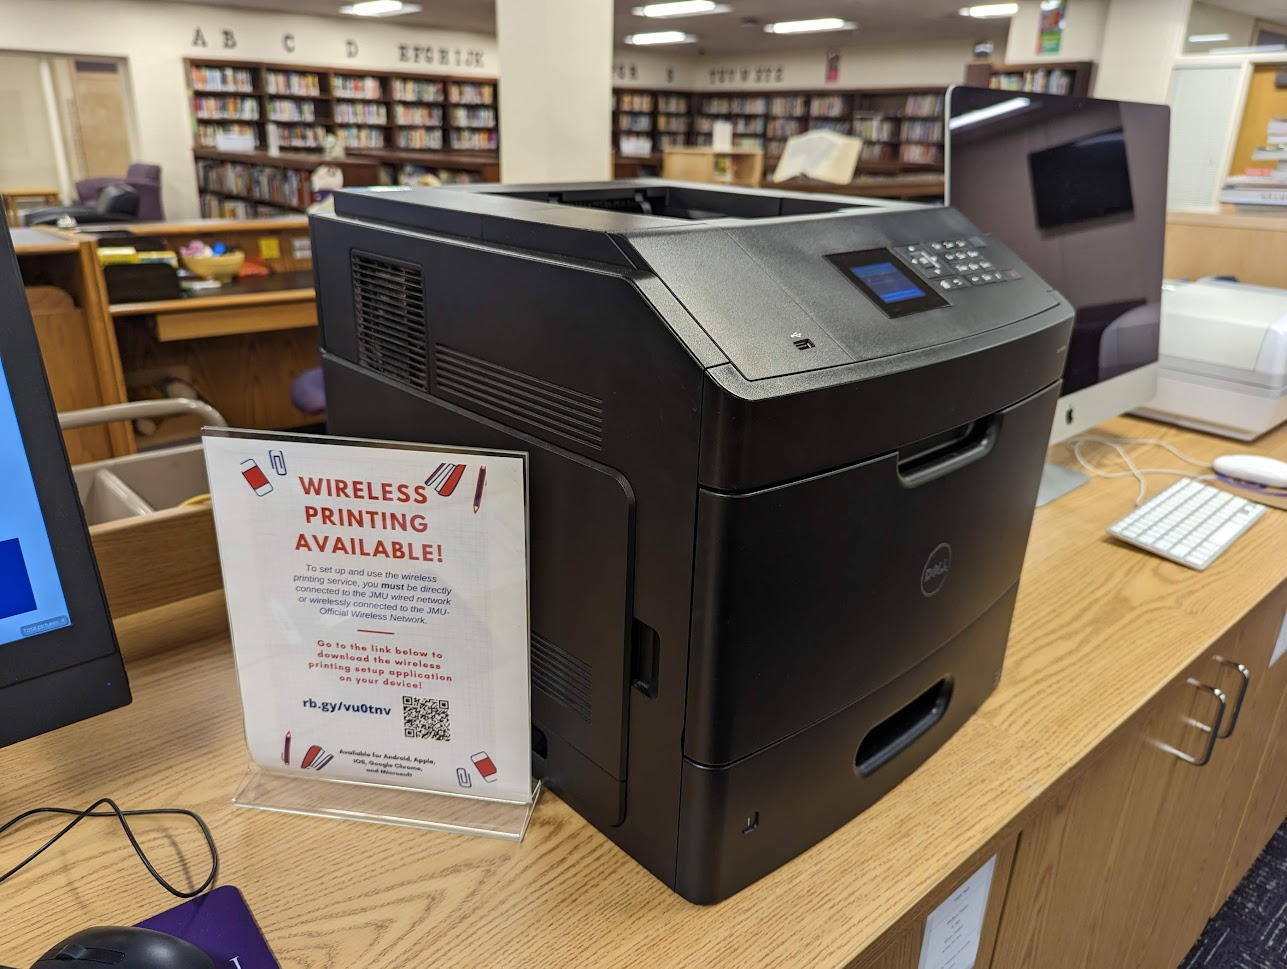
top-left (204, 428), bottom-right (531, 804)
top-left (1038, 0), bottom-right (1068, 54)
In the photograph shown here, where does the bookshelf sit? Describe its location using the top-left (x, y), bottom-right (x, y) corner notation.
top-left (962, 60), bottom-right (1095, 97)
top-left (186, 58), bottom-right (500, 213)
top-left (688, 85), bottom-right (947, 174)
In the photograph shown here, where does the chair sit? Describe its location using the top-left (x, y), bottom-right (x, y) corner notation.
top-left (76, 163), bottom-right (163, 221)
top-left (24, 184), bottom-right (140, 226)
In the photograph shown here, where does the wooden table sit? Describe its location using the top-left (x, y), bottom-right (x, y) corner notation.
top-left (769, 174), bottom-right (945, 201)
top-left (1, 417), bottom-right (1284, 969)
top-left (2, 186), bottom-right (60, 226)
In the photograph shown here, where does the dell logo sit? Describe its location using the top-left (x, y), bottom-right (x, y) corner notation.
top-left (921, 543), bottom-right (953, 597)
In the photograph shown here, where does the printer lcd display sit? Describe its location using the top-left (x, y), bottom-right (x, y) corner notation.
top-left (827, 247), bottom-right (948, 318)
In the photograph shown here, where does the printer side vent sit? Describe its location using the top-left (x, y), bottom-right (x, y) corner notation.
top-left (435, 345), bottom-right (604, 449)
top-left (352, 252), bottom-right (429, 391)
top-left (531, 631), bottom-right (592, 722)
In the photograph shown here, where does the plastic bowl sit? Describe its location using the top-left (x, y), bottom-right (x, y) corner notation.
top-left (182, 251), bottom-right (245, 282)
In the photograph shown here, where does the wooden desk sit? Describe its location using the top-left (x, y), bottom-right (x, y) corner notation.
top-left (12, 227), bottom-right (133, 462)
top-left (2, 186), bottom-right (60, 226)
top-left (2, 418), bottom-right (1284, 968)
top-left (663, 146), bottom-right (765, 187)
top-left (100, 218), bottom-right (321, 439)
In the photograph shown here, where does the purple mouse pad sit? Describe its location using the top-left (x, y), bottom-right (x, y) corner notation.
top-left (137, 885), bottom-right (278, 966)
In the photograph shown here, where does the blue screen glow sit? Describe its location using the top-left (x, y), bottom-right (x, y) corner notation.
top-left (852, 262), bottom-right (923, 303)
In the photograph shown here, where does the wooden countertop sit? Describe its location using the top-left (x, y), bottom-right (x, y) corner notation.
top-left (87, 217), bottom-right (310, 236)
top-left (9, 226), bottom-right (79, 255)
top-left (2, 417), bottom-right (1285, 967)
top-left (109, 270), bottom-right (316, 317)
top-left (1168, 208), bottom-right (1287, 230)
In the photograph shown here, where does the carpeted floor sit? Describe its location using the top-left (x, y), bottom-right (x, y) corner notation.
top-left (1178, 817), bottom-right (1287, 969)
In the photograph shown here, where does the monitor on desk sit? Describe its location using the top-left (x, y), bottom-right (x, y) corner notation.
top-left (946, 87), bottom-right (1170, 503)
top-left (0, 228), bottom-right (130, 748)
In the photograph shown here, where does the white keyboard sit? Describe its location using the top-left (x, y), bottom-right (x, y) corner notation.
top-left (1108, 479), bottom-right (1267, 570)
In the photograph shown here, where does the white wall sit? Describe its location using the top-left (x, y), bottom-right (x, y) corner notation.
top-left (613, 48), bottom-right (698, 89)
top-left (690, 37), bottom-right (1004, 90)
top-left (1007, 0), bottom-right (1109, 62)
top-left (0, 0), bottom-right (498, 218)
top-left (1096, 0), bottom-right (1191, 103)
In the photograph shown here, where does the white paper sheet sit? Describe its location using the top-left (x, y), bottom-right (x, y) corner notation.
top-left (917, 854), bottom-right (998, 969)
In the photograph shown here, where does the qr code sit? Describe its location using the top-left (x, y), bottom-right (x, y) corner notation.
top-left (402, 696), bottom-right (450, 741)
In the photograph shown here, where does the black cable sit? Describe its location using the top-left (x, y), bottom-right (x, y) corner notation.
top-left (0, 797), bottom-right (218, 898)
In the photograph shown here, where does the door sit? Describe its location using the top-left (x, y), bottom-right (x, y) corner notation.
top-left (989, 588), bottom-right (1286, 969)
top-left (67, 60), bottom-right (134, 178)
top-left (0, 54), bottom-right (61, 196)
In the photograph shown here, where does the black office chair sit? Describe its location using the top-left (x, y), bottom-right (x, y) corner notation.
top-left (25, 183), bottom-right (140, 226)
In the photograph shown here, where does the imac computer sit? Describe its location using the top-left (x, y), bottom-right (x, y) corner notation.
top-left (946, 85), bottom-right (1171, 503)
top-left (0, 227), bottom-right (130, 749)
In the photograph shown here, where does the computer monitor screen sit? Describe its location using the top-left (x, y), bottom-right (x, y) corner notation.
top-left (946, 87), bottom-right (1169, 445)
top-left (0, 229), bottom-right (130, 748)
top-left (0, 355), bottom-right (72, 645)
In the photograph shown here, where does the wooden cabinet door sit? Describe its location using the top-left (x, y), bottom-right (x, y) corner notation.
top-left (1215, 592), bottom-right (1287, 907)
top-left (989, 591), bottom-right (1285, 969)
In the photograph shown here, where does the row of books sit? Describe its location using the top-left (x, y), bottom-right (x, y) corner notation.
top-left (394, 104), bottom-right (443, 126)
top-left (700, 96), bottom-right (769, 115)
top-left (658, 95), bottom-right (689, 113)
top-left (989, 70), bottom-right (1076, 95)
top-left (810, 96), bottom-right (848, 118)
top-left (194, 96), bottom-right (259, 120)
top-left (275, 125), bottom-right (326, 149)
top-left (196, 160), bottom-right (312, 209)
top-left (191, 65), bottom-right (254, 93)
top-left (333, 75), bottom-right (383, 100)
top-left (617, 92), bottom-right (653, 112)
top-left (618, 113), bottom-right (652, 133)
top-left (337, 126), bottom-right (386, 149)
top-left (657, 115), bottom-right (689, 132)
top-left (899, 143), bottom-right (943, 164)
top-left (392, 78), bottom-right (445, 103)
top-left (396, 128), bottom-right (445, 150)
top-left (449, 82), bottom-right (495, 105)
top-left (451, 106), bottom-right (496, 128)
top-left (451, 129), bottom-right (499, 151)
top-left (268, 100), bottom-right (316, 122)
top-left (767, 118), bottom-right (807, 139)
top-left (770, 95), bottom-right (808, 117)
top-left (902, 93), bottom-right (945, 116)
top-left (335, 102), bottom-right (388, 124)
top-left (395, 164), bottom-right (484, 185)
top-left (200, 192), bottom-right (291, 219)
top-left (265, 71), bottom-right (322, 97)
top-left (900, 119), bottom-right (944, 143)
top-left (196, 123), bottom-right (258, 149)
top-left (854, 115), bottom-right (899, 142)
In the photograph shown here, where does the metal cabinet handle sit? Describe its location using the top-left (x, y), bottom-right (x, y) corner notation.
top-left (1212, 657), bottom-right (1250, 739)
top-left (1159, 679), bottom-right (1227, 767)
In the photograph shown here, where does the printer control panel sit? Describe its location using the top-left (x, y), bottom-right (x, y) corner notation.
top-left (893, 238), bottom-right (1022, 293)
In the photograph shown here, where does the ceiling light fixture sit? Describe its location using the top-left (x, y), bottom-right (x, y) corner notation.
top-left (633, 1), bottom-right (731, 17)
top-left (1187, 33), bottom-right (1231, 43)
top-left (948, 96), bottom-right (1031, 130)
top-left (763, 18), bottom-right (856, 34)
top-left (339, 0), bottom-right (421, 16)
top-left (959, 3), bottom-right (1019, 17)
top-left (624, 30), bottom-right (698, 44)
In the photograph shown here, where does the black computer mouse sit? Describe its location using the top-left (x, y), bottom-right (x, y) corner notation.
top-left (30, 925), bottom-right (216, 969)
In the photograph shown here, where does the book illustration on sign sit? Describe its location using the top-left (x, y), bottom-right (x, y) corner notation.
top-left (300, 744), bottom-right (333, 771)
top-left (424, 461), bottom-right (468, 497)
top-left (471, 750), bottom-right (498, 782)
top-left (240, 458), bottom-right (274, 496)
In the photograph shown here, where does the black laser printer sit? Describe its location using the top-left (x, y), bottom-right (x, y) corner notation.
top-left (310, 180), bottom-right (1072, 903)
